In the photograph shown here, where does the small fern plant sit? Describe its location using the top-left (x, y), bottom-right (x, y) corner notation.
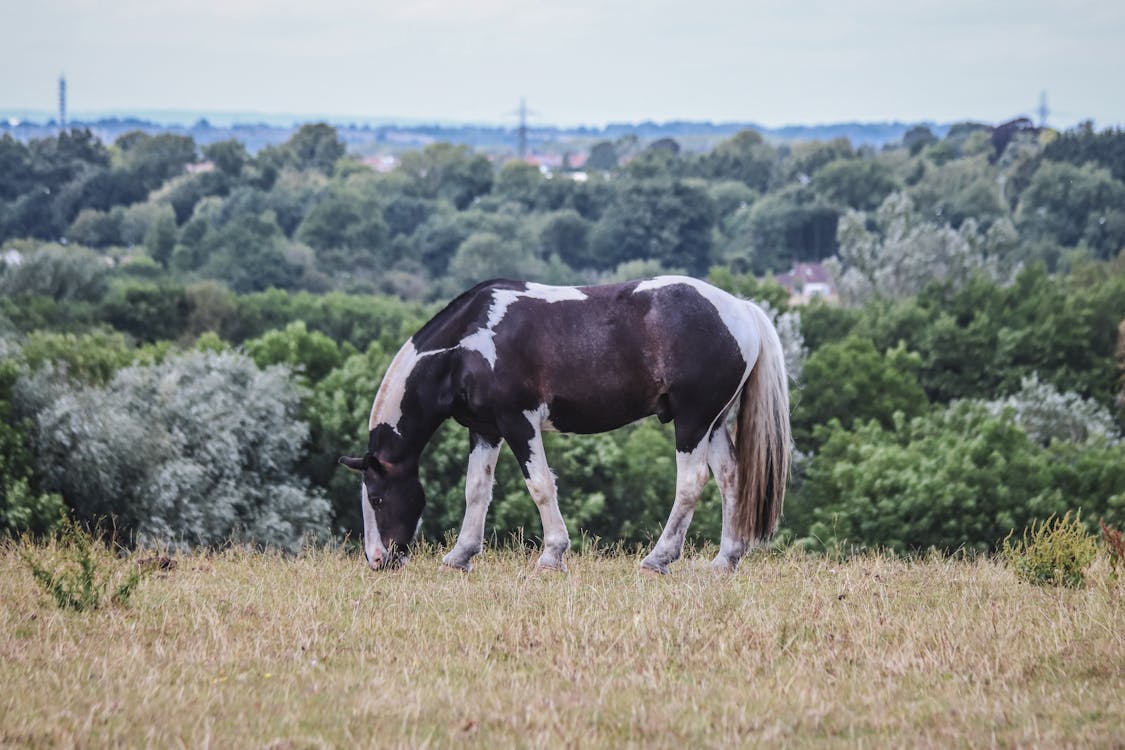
top-left (1002, 511), bottom-right (1099, 588)
top-left (19, 515), bottom-right (151, 611)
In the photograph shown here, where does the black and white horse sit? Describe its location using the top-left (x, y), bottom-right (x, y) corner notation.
top-left (339, 276), bottom-right (791, 574)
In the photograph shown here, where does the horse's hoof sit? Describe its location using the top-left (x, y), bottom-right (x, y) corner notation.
top-left (440, 562), bottom-right (471, 573)
top-left (639, 564), bottom-right (668, 577)
top-left (535, 560), bottom-right (568, 574)
top-left (709, 558), bottom-right (737, 574)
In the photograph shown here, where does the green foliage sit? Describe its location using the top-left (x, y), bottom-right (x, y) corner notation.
top-left (1001, 512), bottom-right (1099, 588)
top-left (26, 350), bottom-right (331, 550)
top-left (1017, 160), bottom-right (1125, 259)
top-left (792, 336), bottom-right (928, 450)
top-left (1042, 123), bottom-right (1125, 183)
top-left (97, 279), bottom-right (191, 342)
top-left (18, 329), bottom-right (166, 385)
top-left (18, 515), bottom-right (152, 611)
top-left (0, 243), bottom-right (109, 302)
top-left (695, 129), bottom-right (777, 191)
top-left (397, 143), bottom-right (493, 209)
top-left (1, 352), bottom-right (64, 537)
top-left (788, 402), bottom-right (1125, 555)
top-left (591, 179), bottom-right (714, 274)
top-left (244, 320), bottom-right (349, 383)
top-left (812, 158), bottom-right (898, 211)
top-left (706, 266), bottom-right (789, 311)
top-left (740, 185), bottom-right (839, 273)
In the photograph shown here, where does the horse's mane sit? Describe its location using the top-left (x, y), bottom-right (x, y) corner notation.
top-left (411, 278), bottom-right (524, 351)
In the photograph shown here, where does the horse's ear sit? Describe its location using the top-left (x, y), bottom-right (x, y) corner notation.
top-left (338, 456), bottom-right (366, 473)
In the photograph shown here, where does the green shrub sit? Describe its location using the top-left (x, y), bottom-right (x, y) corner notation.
top-left (18, 516), bottom-right (152, 611)
top-left (1002, 511), bottom-right (1099, 588)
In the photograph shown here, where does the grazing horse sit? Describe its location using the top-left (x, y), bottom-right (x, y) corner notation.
top-left (339, 276), bottom-right (791, 574)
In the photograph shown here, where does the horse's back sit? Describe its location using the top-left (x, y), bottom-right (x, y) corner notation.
top-left (445, 277), bottom-right (757, 435)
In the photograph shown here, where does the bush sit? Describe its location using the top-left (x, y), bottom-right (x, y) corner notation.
top-left (1002, 512), bottom-right (1099, 588)
top-left (18, 516), bottom-right (152, 611)
top-left (24, 350), bottom-right (330, 551)
top-left (787, 401), bottom-right (1125, 554)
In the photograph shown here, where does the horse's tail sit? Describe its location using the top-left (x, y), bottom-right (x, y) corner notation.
top-left (733, 302), bottom-right (792, 544)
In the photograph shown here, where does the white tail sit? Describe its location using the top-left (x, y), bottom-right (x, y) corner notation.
top-left (733, 302), bottom-right (792, 542)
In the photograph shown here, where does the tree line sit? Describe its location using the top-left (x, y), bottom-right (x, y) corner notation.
top-left (2, 119), bottom-right (1124, 554)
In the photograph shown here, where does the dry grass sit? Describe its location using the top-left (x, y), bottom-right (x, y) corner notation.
top-left (2, 541), bottom-right (1123, 748)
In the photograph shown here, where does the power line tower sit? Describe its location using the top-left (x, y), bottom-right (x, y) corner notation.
top-left (58, 74), bottom-right (67, 131)
top-left (513, 97), bottom-right (537, 160)
top-left (1037, 90), bottom-right (1049, 128)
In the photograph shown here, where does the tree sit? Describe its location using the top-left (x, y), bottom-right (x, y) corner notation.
top-left (396, 143), bottom-right (494, 209)
top-left (0, 349), bottom-right (64, 536)
top-left (203, 139), bottom-right (250, 176)
top-left (25, 350), bottom-right (330, 550)
top-left (738, 185), bottom-right (839, 272)
top-left (590, 179), bottom-right (715, 274)
top-left (792, 335), bottom-right (928, 450)
top-left (1016, 160), bottom-right (1125, 259)
top-left (586, 141), bottom-right (619, 171)
top-left (812, 158), bottom-right (897, 211)
top-left (448, 232), bottom-right (544, 287)
top-left (902, 125), bottom-right (938, 155)
top-left (909, 156), bottom-right (1006, 229)
top-left (282, 123), bottom-right (346, 175)
top-left (198, 213), bottom-right (303, 293)
top-left (98, 279), bottom-right (191, 342)
top-left (117, 131), bottom-right (197, 189)
top-left (0, 135), bottom-right (33, 200)
top-left (695, 129), bottom-right (777, 191)
top-left (295, 183), bottom-right (388, 263)
top-left (537, 210), bottom-right (592, 269)
top-left (786, 401), bottom-right (1125, 554)
top-left (243, 320), bottom-right (347, 384)
top-left (0, 243), bottom-right (108, 302)
top-left (829, 192), bottom-right (1006, 305)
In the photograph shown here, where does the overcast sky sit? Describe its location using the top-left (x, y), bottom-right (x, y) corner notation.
top-left (4, 0), bottom-right (1123, 128)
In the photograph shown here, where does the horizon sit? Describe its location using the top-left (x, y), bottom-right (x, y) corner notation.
top-left (3, 2), bottom-right (1123, 132)
top-left (1, 105), bottom-right (967, 132)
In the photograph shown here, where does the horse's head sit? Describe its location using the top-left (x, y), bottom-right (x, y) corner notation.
top-left (338, 454), bottom-right (425, 570)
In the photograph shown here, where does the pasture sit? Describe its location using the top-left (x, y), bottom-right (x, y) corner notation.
top-left (1, 543), bottom-right (1123, 748)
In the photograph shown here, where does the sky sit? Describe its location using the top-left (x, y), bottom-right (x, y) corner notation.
top-left (3, 0), bottom-right (1124, 129)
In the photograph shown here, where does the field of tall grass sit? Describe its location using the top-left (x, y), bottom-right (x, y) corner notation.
top-left (2, 540), bottom-right (1123, 748)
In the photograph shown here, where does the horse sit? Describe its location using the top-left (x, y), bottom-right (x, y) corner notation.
top-left (339, 275), bottom-right (791, 574)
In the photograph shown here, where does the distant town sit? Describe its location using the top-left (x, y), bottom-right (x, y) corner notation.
top-left (1, 107), bottom-right (951, 161)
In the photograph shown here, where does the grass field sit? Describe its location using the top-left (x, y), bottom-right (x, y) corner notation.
top-left (2, 541), bottom-right (1123, 748)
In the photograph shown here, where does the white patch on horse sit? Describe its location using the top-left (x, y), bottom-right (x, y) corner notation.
top-left (369, 339), bottom-right (448, 434)
top-left (633, 276), bottom-right (761, 373)
top-left (361, 483), bottom-right (388, 569)
top-left (520, 405), bottom-right (569, 568)
top-left (460, 283), bottom-right (588, 369)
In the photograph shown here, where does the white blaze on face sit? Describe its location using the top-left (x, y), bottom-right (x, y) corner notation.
top-left (460, 283), bottom-right (588, 368)
top-left (361, 483), bottom-right (388, 568)
top-left (633, 276), bottom-right (761, 374)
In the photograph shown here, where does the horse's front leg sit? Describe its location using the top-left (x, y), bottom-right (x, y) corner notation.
top-left (506, 410), bottom-right (570, 571)
top-left (640, 439), bottom-right (710, 575)
top-left (442, 432), bottom-right (502, 572)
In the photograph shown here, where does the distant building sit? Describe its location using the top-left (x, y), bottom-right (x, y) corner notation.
top-left (774, 262), bottom-right (837, 305)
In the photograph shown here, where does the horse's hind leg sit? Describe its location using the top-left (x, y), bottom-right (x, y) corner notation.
top-left (640, 438), bottom-right (711, 575)
top-left (706, 424), bottom-right (748, 571)
top-left (442, 432), bottom-right (502, 572)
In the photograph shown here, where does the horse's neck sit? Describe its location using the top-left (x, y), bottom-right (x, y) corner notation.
top-left (368, 339), bottom-right (452, 461)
